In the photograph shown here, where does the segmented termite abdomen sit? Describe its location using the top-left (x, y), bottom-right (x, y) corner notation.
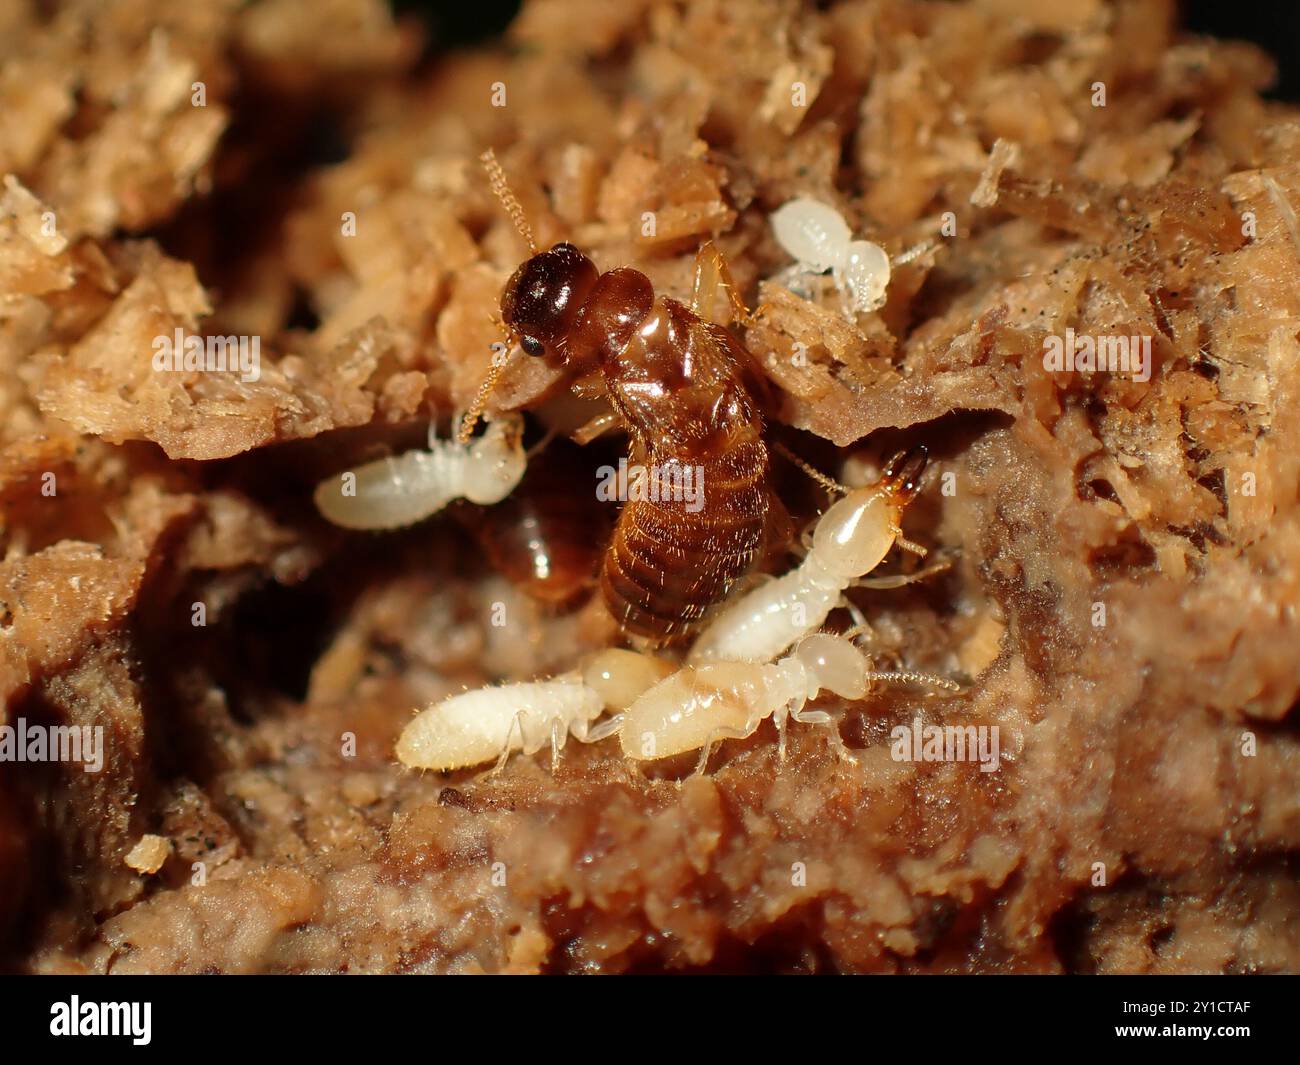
top-left (594, 296), bottom-right (769, 644)
top-left (602, 435), bottom-right (767, 643)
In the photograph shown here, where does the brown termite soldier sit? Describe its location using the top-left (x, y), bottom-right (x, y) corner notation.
top-left (473, 149), bottom-right (769, 646)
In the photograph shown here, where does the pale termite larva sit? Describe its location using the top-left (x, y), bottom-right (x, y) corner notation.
top-left (769, 197), bottom-right (895, 316)
top-left (621, 632), bottom-right (958, 771)
top-left (314, 413), bottom-right (526, 531)
top-left (396, 648), bottom-right (671, 773)
top-left (687, 448), bottom-right (932, 664)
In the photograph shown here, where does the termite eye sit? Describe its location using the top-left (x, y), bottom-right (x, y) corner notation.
top-left (520, 335), bottom-right (545, 357)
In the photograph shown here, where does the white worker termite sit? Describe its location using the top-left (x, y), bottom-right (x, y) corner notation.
top-left (687, 447), bottom-right (940, 665)
top-left (396, 649), bottom-right (671, 773)
top-left (313, 412), bottom-right (527, 530)
top-left (620, 632), bottom-right (958, 773)
top-left (769, 197), bottom-right (932, 318)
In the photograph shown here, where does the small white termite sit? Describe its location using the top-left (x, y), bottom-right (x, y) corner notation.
top-left (314, 413), bottom-right (527, 531)
top-left (621, 632), bottom-right (958, 772)
top-left (769, 197), bottom-right (933, 317)
top-left (396, 649), bottom-right (671, 773)
top-left (688, 447), bottom-right (938, 665)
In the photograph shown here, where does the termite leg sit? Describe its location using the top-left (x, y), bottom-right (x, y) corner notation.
top-left (790, 704), bottom-right (859, 765)
top-left (526, 425), bottom-right (558, 460)
top-left (849, 556), bottom-right (952, 590)
top-left (841, 622), bottom-right (870, 643)
top-left (571, 409), bottom-right (623, 446)
top-left (692, 239), bottom-right (779, 393)
top-left (491, 711), bottom-right (528, 775)
top-left (583, 713), bottom-right (624, 744)
top-left (691, 741), bottom-right (714, 779)
top-left (835, 279), bottom-right (854, 321)
top-left (769, 263), bottom-right (816, 299)
top-left (842, 600), bottom-right (876, 643)
top-left (690, 724), bottom-right (754, 777)
top-left (549, 718), bottom-right (564, 773)
top-left (691, 240), bottom-right (754, 327)
top-left (830, 731), bottom-right (860, 765)
top-left (780, 519), bottom-right (816, 561)
top-left (825, 722), bottom-right (860, 765)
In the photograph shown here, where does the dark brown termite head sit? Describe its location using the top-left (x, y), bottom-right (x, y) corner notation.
top-left (500, 242), bottom-right (599, 362)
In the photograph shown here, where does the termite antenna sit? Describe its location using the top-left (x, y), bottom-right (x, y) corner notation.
top-left (481, 148), bottom-right (537, 255)
top-left (864, 668), bottom-right (961, 692)
top-left (457, 317), bottom-right (515, 444)
top-left (462, 147), bottom-right (537, 444)
top-left (773, 440), bottom-right (848, 495)
top-left (457, 360), bottom-right (506, 444)
top-left (890, 237), bottom-right (938, 268)
top-left (895, 535), bottom-right (928, 558)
